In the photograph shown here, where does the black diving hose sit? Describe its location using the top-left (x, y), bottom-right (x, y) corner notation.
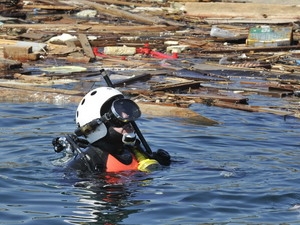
top-left (100, 69), bottom-right (153, 157)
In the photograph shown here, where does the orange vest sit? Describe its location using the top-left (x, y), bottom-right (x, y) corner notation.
top-left (106, 153), bottom-right (139, 172)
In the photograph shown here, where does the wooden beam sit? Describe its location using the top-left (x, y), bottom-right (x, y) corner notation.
top-left (23, 4), bottom-right (77, 10)
top-left (151, 81), bottom-right (201, 92)
top-left (75, 0), bottom-right (156, 25)
top-left (75, 0), bottom-right (184, 26)
top-left (184, 3), bottom-right (300, 20)
top-left (78, 33), bottom-right (95, 59)
top-left (2, 23), bottom-right (177, 33)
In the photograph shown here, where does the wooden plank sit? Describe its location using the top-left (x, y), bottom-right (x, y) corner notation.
top-left (136, 102), bottom-right (219, 125)
top-left (151, 81), bottom-right (201, 92)
top-left (23, 4), bottom-right (77, 10)
top-left (75, 0), bottom-right (184, 26)
top-left (214, 100), bottom-right (293, 116)
top-left (200, 45), bottom-right (300, 54)
top-left (0, 58), bottom-right (22, 70)
top-left (113, 73), bottom-right (152, 87)
top-left (75, 0), bottom-right (156, 25)
top-left (205, 18), bottom-right (300, 24)
top-left (91, 0), bottom-right (153, 7)
top-left (78, 33), bottom-right (95, 59)
top-left (167, 93), bottom-right (249, 104)
top-left (3, 45), bottom-right (39, 61)
top-left (2, 23), bottom-right (178, 33)
top-left (184, 3), bottom-right (300, 20)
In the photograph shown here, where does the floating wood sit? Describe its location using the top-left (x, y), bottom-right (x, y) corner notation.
top-left (23, 4), bottom-right (78, 11)
top-left (151, 81), bottom-right (201, 92)
top-left (166, 92), bottom-right (249, 105)
top-left (75, 0), bottom-right (184, 26)
top-left (78, 33), bottom-right (95, 59)
top-left (0, 0), bottom-right (299, 122)
top-left (75, 0), bottom-right (159, 25)
top-left (137, 102), bottom-right (219, 125)
top-left (0, 58), bottom-right (22, 70)
top-left (113, 73), bottom-right (152, 87)
top-left (4, 46), bottom-right (39, 61)
top-left (0, 84), bottom-right (218, 125)
top-left (2, 23), bottom-right (178, 34)
top-left (200, 45), bottom-right (300, 54)
top-left (214, 100), bottom-right (293, 117)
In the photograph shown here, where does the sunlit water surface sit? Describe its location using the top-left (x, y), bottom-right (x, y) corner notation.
top-left (1, 101), bottom-right (300, 225)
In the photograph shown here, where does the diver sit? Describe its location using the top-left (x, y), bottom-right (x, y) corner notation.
top-left (52, 86), bottom-right (171, 174)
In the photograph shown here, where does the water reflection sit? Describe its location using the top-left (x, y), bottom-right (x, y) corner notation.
top-left (62, 172), bottom-right (149, 225)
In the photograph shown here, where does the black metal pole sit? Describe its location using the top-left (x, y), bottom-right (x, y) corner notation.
top-left (100, 69), bottom-right (153, 156)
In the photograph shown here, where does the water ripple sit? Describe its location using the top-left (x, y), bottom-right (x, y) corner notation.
top-left (1, 102), bottom-right (300, 224)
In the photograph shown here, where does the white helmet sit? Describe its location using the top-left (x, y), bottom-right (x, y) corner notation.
top-left (76, 87), bottom-right (123, 143)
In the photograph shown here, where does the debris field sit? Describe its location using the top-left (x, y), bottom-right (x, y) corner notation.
top-left (0, 0), bottom-right (300, 123)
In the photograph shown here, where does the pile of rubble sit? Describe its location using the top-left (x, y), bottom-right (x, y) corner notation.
top-left (0, 0), bottom-right (300, 122)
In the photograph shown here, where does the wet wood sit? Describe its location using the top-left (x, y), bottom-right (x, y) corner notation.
top-left (0, 58), bottom-right (22, 70)
top-left (0, 84), bottom-right (218, 125)
top-left (2, 23), bottom-right (178, 34)
top-left (137, 102), bottom-right (219, 125)
top-left (91, 0), bottom-right (152, 7)
top-left (113, 73), bottom-right (152, 87)
top-left (214, 101), bottom-right (293, 116)
top-left (0, 0), bottom-right (300, 122)
top-left (75, 0), bottom-right (162, 25)
top-left (200, 45), bottom-right (300, 54)
top-left (167, 92), bottom-right (249, 105)
top-left (23, 4), bottom-right (78, 11)
top-left (184, 2), bottom-right (300, 21)
top-left (0, 86), bottom-right (83, 104)
top-left (78, 33), bottom-right (95, 59)
top-left (151, 81), bottom-right (201, 92)
top-left (3, 46), bottom-right (40, 61)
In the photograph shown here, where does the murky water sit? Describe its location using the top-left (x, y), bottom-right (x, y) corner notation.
top-left (1, 100), bottom-right (300, 224)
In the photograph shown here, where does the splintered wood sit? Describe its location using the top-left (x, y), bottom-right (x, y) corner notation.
top-left (0, 0), bottom-right (300, 122)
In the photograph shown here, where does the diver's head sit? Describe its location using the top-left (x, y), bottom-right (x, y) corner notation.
top-left (76, 87), bottom-right (141, 144)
